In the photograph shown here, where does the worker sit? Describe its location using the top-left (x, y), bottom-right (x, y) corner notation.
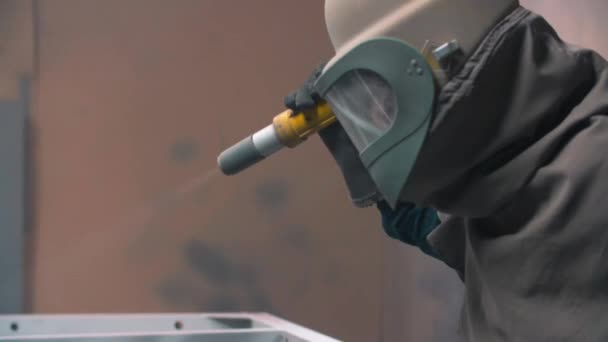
top-left (285, 0), bottom-right (608, 340)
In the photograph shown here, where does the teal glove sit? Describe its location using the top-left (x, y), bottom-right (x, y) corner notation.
top-left (377, 201), bottom-right (441, 259)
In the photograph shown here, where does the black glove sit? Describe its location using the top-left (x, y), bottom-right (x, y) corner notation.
top-left (284, 63), bottom-right (382, 207)
top-left (284, 63), bottom-right (326, 112)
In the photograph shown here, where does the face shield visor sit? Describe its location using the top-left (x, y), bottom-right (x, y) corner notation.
top-left (315, 38), bottom-right (436, 207)
top-left (324, 69), bottom-right (398, 152)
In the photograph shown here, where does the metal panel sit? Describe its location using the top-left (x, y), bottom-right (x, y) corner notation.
top-left (0, 313), bottom-right (341, 342)
top-left (0, 78), bottom-right (30, 314)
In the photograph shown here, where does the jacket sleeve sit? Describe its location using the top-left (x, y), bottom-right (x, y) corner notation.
top-left (377, 201), bottom-right (441, 259)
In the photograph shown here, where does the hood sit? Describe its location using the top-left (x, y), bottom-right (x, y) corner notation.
top-left (400, 6), bottom-right (606, 217)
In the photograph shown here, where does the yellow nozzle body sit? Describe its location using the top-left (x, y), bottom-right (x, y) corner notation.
top-left (273, 101), bottom-right (337, 147)
top-left (217, 102), bottom-right (336, 175)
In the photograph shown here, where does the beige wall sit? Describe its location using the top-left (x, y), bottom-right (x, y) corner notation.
top-left (13, 0), bottom-right (608, 341)
top-left (30, 1), bottom-right (382, 341)
top-left (523, 0), bottom-right (608, 58)
top-left (0, 0), bottom-right (34, 100)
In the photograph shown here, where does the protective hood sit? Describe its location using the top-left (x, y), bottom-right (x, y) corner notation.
top-left (406, 6), bottom-right (608, 341)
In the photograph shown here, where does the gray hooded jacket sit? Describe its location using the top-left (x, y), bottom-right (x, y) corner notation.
top-left (402, 6), bottom-right (608, 341)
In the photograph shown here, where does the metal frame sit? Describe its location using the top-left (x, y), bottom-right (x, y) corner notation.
top-left (0, 78), bottom-right (31, 314)
top-left (0, 313), bottom-right (341, 341)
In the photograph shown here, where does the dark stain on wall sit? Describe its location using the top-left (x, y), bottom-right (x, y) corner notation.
top-left (236, 264), bottom-right (258, 284)
top-left (126, 221), bottom-right (166, 260)
top-left (279, 224), bottom-right (312, 251)
top-left (324, 267), bottom-right (341, 285)
top-left (170, 138), bottom-right (200, 164)
top-left (157, 273), bottom-right (201, 308)
top-left (204, 294), bottom-right (240, 312)
top-left (184, 240), bottom-right (236, 286)
top-left (174, 239), bottom-right (278, 315)
top-left (255, 179), bottom-right (289, 210)
top-left (252, 290), bottom-right (276, 314)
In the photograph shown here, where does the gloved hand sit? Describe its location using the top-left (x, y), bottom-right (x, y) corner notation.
top-left (284, 63), bottom-right (383, 207)
top-left (283, 63), bottom-right (326, 112)
top-left (377, 201), bottom-right (441, 259)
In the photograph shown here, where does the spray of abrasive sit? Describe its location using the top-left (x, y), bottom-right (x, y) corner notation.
top-left (147, 168), bottom-right (221, 214)
top-left (47, 167), bottom-right (222, 267)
